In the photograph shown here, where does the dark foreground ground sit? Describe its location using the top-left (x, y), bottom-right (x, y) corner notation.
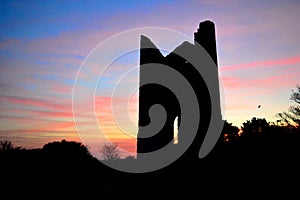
top-left (2, 159), bottom-right (300, 199)
top-left (1, 125), bottom-right (300, 198)
top-left (1, 142), bottom-right (300, 199)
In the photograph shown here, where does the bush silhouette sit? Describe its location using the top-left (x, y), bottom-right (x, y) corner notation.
top-left (42, 139), bottom-right (92, 161)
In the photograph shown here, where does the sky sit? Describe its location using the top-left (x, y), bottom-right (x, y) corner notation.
top-left (1, 0), bottom-right (300, 158)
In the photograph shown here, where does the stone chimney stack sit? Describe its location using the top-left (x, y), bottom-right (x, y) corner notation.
top-left (194, 20), bottom-right (218, 66)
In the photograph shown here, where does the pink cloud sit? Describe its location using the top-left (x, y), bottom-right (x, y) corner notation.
top-left (31, 110), bottom-right (73, 118)
top-left (19, 121), bottom-right (76, 134)
top-left (47, 83), bottom-right (72, 94)
top-left (221, 55), bottom-right (300, 72)
top-left (221, 71), bottom-right (300, 93)
top-left (0, 94), bottom-right (70, 111)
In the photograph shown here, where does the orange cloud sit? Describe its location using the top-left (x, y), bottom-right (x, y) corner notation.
top-left (109, 137), bottom-right (137, 155)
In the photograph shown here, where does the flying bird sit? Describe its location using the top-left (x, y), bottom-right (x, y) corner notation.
top-left (258, 105), bottom-right (261, 108)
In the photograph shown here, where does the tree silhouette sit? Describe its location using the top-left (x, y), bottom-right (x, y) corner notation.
top-left (222, 120), bottom-right (240, 143)
top-left (100, 144), bottom-right (121, 161)
top-left (0, 140), bottom-right (21, 152)
top-left (241, 117), bottom-right (269, 136)
top-left (278, 84), bottom-right (300, 127)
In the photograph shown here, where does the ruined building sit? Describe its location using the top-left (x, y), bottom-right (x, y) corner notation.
top-left (137, 20), bottom-right (222, 160)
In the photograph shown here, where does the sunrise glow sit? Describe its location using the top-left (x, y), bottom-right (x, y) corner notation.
top-left (1, 0), bottom-right (300, 158)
